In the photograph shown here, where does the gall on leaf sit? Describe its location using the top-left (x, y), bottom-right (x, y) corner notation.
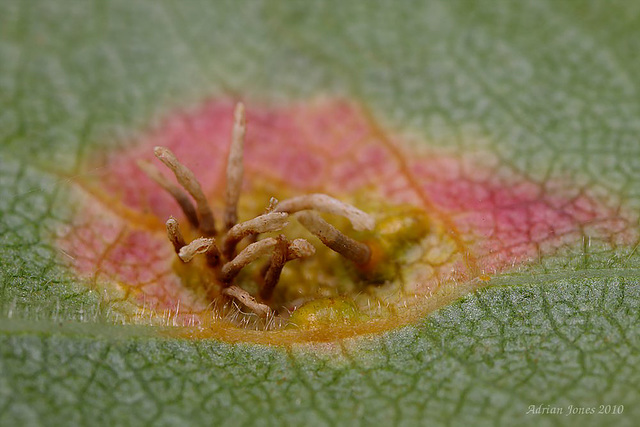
top-left (57, 98), bottom-right (637, 344)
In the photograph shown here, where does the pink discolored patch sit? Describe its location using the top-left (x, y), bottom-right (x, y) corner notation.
top-left (59, 97), bottom-right (638, 333)
top-left (409, 155), bottom-right (634, 272)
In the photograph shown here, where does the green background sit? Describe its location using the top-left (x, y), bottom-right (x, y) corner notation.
top-left (1, 1), bottom-right (639, 425)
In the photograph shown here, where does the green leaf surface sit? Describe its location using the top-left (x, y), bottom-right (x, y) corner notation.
top-left (1, 0), bottom-right (639, 425)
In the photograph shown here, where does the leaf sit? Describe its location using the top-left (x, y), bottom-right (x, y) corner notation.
top-left (1, 0), bottom-right (639, 425)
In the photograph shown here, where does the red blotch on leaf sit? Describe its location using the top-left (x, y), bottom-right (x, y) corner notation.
top-left (58, 98), bottom-right (637, 335)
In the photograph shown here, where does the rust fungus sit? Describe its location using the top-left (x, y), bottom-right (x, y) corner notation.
top-left (144, 103), bottom-right (381, 321)
top-left (58, 98), bottom-right (637, 343)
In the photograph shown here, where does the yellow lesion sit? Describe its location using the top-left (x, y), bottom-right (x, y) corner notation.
top-left (355, 205), bottom-right (431, 282)
top-left (287, 297), bottom-right (368, 330)
top-left (151, 187), bottom-right (475, 342)
top-left (165, 177), bottom-right (436, 331)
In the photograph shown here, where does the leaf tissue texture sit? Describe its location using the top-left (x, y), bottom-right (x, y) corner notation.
top-left (1, 0), bottom-right (640, 425)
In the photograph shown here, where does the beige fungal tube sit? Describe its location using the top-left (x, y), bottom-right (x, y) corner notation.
top-left (178, 237), bottom-right (221, 267)
top-left (165, 217), bottom-right (187, 254)
top-left (295, 211), bottom-right (371, 265)
top-left (223, 212), bottom-right (289, 259)
top-left (223, 103), bottom-right (247, 231)
top-left (286, 238), bottom-right (316, 261)
top-left (275, 193), bottom-right (375, 231)
top-left (220, 237), bottom-right (278, 283)
top-left (223, 285), bottom-right (271, 318)
top-left (154, 146), bottom-right (217, 236)
top-left (138, 160), bottom-right (200, 228)
top-left (260, 235), bottom-right (289, 301)
top-left (260, 237), bottom-right (315, 301)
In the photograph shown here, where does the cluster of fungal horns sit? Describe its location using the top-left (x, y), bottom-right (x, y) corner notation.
top-left (138, 103), bottom-right (375, 318)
